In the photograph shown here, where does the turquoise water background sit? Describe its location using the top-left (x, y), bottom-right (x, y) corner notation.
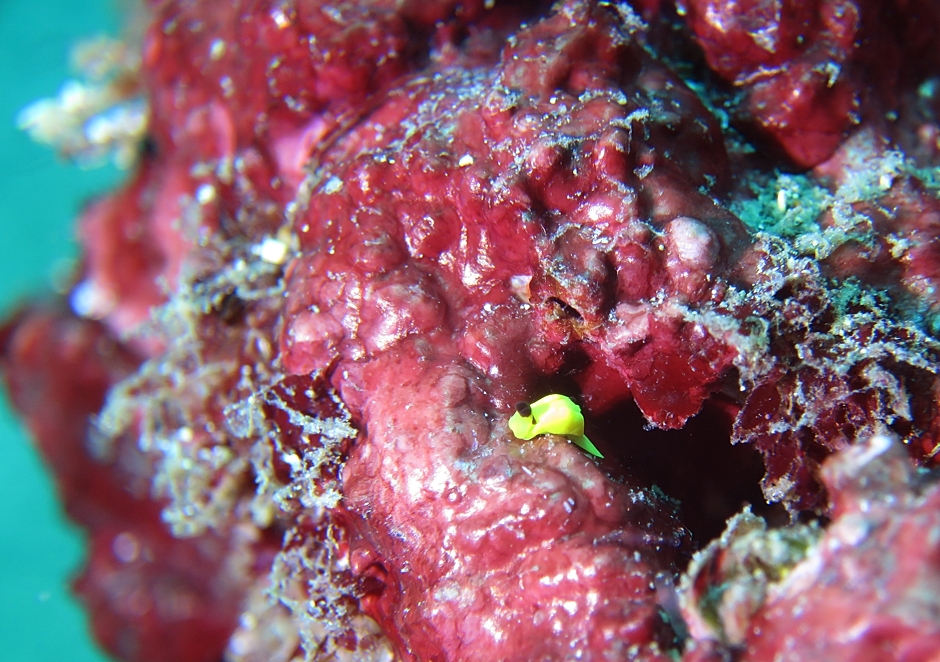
top-left (0, 0), bottom-right (121, 660)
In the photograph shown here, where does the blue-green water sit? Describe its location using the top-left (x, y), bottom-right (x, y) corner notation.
top-left (0, 1), bottom-right (122, 660)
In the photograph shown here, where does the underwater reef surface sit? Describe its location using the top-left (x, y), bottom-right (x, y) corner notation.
top-left (4, 0), bottom-right (940, 660)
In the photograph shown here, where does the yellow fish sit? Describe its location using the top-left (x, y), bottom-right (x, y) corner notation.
top-left (508, 394), bottom-right (604, 458)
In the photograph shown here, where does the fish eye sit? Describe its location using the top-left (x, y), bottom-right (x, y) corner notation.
top-left (515, 401), bottom-right (532, 417)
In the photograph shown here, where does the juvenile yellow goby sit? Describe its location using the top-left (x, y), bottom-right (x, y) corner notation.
top-left (508, 394), bottom-right (604, 458)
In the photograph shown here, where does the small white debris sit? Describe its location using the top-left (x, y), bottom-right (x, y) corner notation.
top-left (271, 7), bottom-right (291, 28)
top-left (458, 154), bottom-right (474, 167)
top-left (322, 175), bottom-right (343, 194)
top-left (209, 39), bottom-right (226, 60)
top-left (70, 279), bottom-right (116, 320)
top-left (256, 236), bottom-right (290, 265)
top-left (196, 183), bottom-right (217, 204)
top-left (219, 76), bottom-right (235, 98)
top-left (282, 452), bottom-right (302, 473)
top-left (634, 163), bottom-right (653, 179)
